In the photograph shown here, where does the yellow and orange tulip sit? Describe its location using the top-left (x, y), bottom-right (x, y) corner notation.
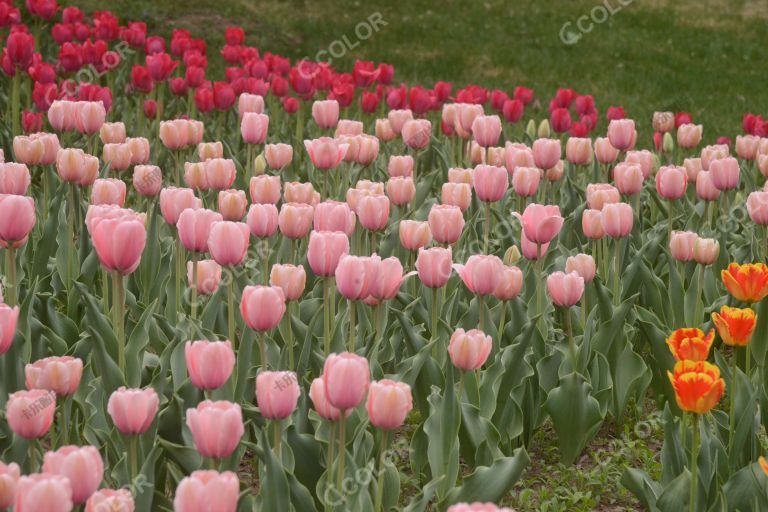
top-left (711, 306), bottom-right (757, 347)
top-left (665, 328), bottom-right (714, 361)
top-left (759, 456), bottom-right (768, 476)
top-left (667, 360), bottom-right (725, 415)
top-left (721, 263), bottom-right (768, 303)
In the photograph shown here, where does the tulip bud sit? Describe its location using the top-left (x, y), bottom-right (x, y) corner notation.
top-left (662, 132), bottom-right (674, 153)
top-left (253, 154), bottom-right (267, 176)
top-left (503, 245), bottom-right (522, 266)
top-left (537, 119), bottom-right (550, 139)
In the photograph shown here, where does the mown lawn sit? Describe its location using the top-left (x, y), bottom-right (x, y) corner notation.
top-left (69, 0), bottom-right (768, 138)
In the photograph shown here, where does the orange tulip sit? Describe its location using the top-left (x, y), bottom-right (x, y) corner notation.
top-left (667, 360), bottom-right (725, 414)
top-left (665, 328), bottom-right (714, 361)
top-left (711, 306), bottom-right (757, 346)
top-left (721, 263), bottom-right (768, 303)
top-left (759, 456), bottom-right (768, 477)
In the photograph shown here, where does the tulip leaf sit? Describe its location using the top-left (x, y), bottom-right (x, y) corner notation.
top-left (425, 374), bottom-right (460, 501)
top-left (444, 447), bottom-right (529, 506)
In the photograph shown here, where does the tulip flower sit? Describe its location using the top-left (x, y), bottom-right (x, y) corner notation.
top-left (14, 473), bottom-right (73, 512)
top-left (665, 328), bottom-right (714, 361)
top-left (514, 203), bottom-right (564, 245)
top-left (712, 306), bottom-right (757, 348)
top-left (218, 190), bottom-right (248, 221)
top-left (586, 183), bottom-right (620, 210)
top-left (447, 503), bottom-right (515, 512)
top-left (428, 204), bottom-right (465, 245)
top-left (241, 285), bottom-right (286, 369)
top-left (85, 489), bottom-right (135, 512)
top-left (25, 356), bottom-right (83, 397)
top-left (607, 119), bottom-right (636, 151)
top-left (399, 220), bottom-right (432, 252)
top-left (532, 138), bottom-right (561, 170)
top-left (0, 461), bottom-right (19, 509)
top-left (284, 181), bottom-right (320, 205)
top-left (186, 401), bottom-right (244, 460)
top-left (304, 138), bottom-right (349, 194)
top-left (0, 303), bottom-right (19, 354)
top-left (264, 143), bottom-right (293, 170)
top-left (43, 446), bottom-right (104, 504)
top-left (721, 263), bottom-right (768, 303)
top-left (185, 340), bottom-right (236, 392)
top-left (256, 371), bottom-right (300, 422)
top-left (7, 389), bottom-right (56, 440)
top-left (448, 328), bottom-right (493, 371)
top-left (133, 165), bottom-right (163, 197)
top-left (669, 231), bottom-right (698, 262)
top-left (174, 471), bottom-right (239, 512)
top-left (187, 259), bottom-right (222, 297)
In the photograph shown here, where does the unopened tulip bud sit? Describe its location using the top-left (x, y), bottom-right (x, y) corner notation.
top-left (503, 245), bottom-right (522, 266)
top-left (525, 119), bottom-right (536, 140)
top-left (662, 132), bottom-right (674, 153)
top-left (537, 119), bottom-right (550, 139)
top-left (693, 238), bottom-right (719, 266)
top-left (253, 154), bottom-right (267, 176)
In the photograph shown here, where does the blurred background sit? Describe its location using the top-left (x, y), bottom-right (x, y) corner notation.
top-left (71, 0), bottom-right (768, 138)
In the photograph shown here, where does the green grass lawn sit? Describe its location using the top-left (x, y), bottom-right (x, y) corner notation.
top-left (68, 0), bottom-right (768, 139)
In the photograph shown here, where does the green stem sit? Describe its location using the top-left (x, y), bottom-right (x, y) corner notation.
top-left (728, 352), bottom-right (737, 455)
top-left (112, 272), bottom-right (125, 374)
top-left (563, 307), bottom-right (578, 372)
top-left (287, 302), bottom-right (295, 370)
top-left (259, 331), bottom-right (268, 372)
top-left (694, 266), bottom-right (704, 325)
top-left (328, 421), bottom-right (336, 471)
top-left (689, 414), bottom-right (700, 512)
top-left (483, 201), bottom-right (491, 254)
top-left (262, 239), bottom-right (270, 284)
top-left (128, 435), bottom-right (139, 483)
top-left (497, 301), bottom-right (507, 347)
top-left (67, 184), bottom-right (76, 291)
top-left (478, 294), bottom-right (485, 332)
top-left (374, 431), bottom-right (389, 512)
top-left (102, 269), bottom-right (110, 317)
top-left (5, 248), bottom-right (16, 307)
top-left (228, 272), bottom-right (236, 349)
top-left (175, 232), bottom-right (183, 321)
top-left (337, 415), bottom-right (347, 491)
top-left (273, 420), bottom-right (282, 464)
top-left (431, 287), bottom-right (439, 357)
top-left (613, 238), bottom-right (621, 306)
top-left (191, 253), bottom-right (198, 321)
top-left (11, 71), bottom-right (20, 137)
top-left (348, 299), bottom-right (357, 352)
top-left (324, 279), bottom-right (331, 356)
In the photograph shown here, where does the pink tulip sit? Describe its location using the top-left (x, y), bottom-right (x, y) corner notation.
top-left (701, 144), bottom-right (730, 171)
top-left (198, 142), bottom-right (223, 161)
top-left (504, 143), bottom-right (535, 175)
top-left (133, 165), bottom-right (162, 197)
top-left (256, 371), bottom-right (300, 420)
top-left (43, 445), bottom-right (103, 504)
top-left (103, 143), bottom-right (132, 171)
top-left (607, 119), bottom-right (636, 151)
top-left (218, 189), bottom-right (248, 221)
top-left (473, 164), bottom-right (508, 202)
top-left (520, 232), bottom-right (549, 260)
top-left (264, 143), bottom-right (293, 169)
top-left (185, 340), bottom-right (235, 391)
top-left (128, 138), bottom-right (151, 166)
top-left (336, 120), bottom-right (364, 138)
top-left (586, 183), bottom-right (620, 210)
top-left (613, 163), bottom-right (644, 196)
top-left (486, 147), bottom-right (505, 167)
top-left (565, 254), bottom-right (596, 284)
top-left (367, 380), bottom-right (413, 430)
top-left (581, 209), bottom-right (605, 240)
top-left (284, 182), bottom-right (320, 205)
top-left (655, 165), bottom-right (688, 200)
top-left (314, 201), bottom-right (356, 235)
top-left (693, 238), bottom-right (720, 266)
top-left (49, 100), bottom-right (77, 132)
top-left (205, 158), bottom-right (237, 191)
top-left (532, 138), bottom-right (561, 170)
top-left (246, 203), bottom-right (279, 238)
top-left (442, 182), bottom-right (472, 211)
top-left (471, 115), bottom-right (502, 147)
top-left (511, 166), bottom-right (540, 198)
top-left (736, 135), bottom-right (760, 161)
top-left (416, 247), bottom-right (453, 288)
top-left (187, 401), bottom-right (244, 459)
top-left (447, 503), bottom-right (514, 512)
top-left (174, 471), bottom-right (239, 512)
top-left (0, 194), bottom-right (36, 248)
top-left (85, 489), bottom-right (134, 512)
top-left (208, 221), bottom-right (250, 266)
top-left (547, 271), bottom-right (585, 307)
top-left (160, 187), bottom-right (202, 226)
top-left (278, 203), bottom-right (314, 239)
top-left (304, 137), bottom-right (349, 170)
top-left (159, 120), bottom-right (186, 150)
top-left (184, 162), bottom-right (209, 191)
top-left (594, 137), bottom-right (619, 164)
top-left (448, 167), bottom-right (474, 185)
top-left (401, 119), bottom-right (432, 150)
top-left (91, 179), bottom-right (126, 206)
top-left (270, 264), bottom-right (306, 301)
top-left (100, 122), bottom-right (127, 144)
top-left (85, 206), bottom-right (145, 235)
top-left (357, 194), bottom-right (390, 231)
top-left (448, 328), bottom-right (492, 371)
top-left (545, 161), bottom-right (564, 182)
top-left (669, 231), bottom-right (699, 261)
top-left (625, 150), bottom-right (655, 178)
top-left (0, 163), bottom-right (30, 195)
top-left (695, 171), bottom-right (720, 201)
top-left (677, 124), bottom-right (703, 149)
top-left (187, 259), bottom-right (222, 295)
top-left (515, 203), bottom-right (564, 244)
top-left (683, 158), bottom-right (702, 183)
top-left (565, 137), bottom-right (593, 166)
top-left (0, 462), bottom-right (20, 509)
top-left (14, 473), bottom-right (73, 512)
top-left (455, 104), bottom-right (484, 138)
top-left (323, 352), bottom-right (370, 410)
top-left (56, 148), bottom-right (97, 184)
top-left (309, 377), bottom-right (342, 420)
top-left (387, 109), bottom-right (414, 134)
top-left (386, 177), bottom-right (416, 206)
top-left (375, 119), bottom-right (396, 141)
top-left (493, 265), bottom-right (524, 300)
top-left (25, 356), bottom-right (83, 396)
top-left (177, 208), bottom-right (223, 253)
top-left (747, 191), bottom-right (768, 225)
top-left (709, 157), bottom-right (740, 191)
top-left (307, 230), bottom-right (350, 277)
top-left (454, 255), bottom-right (504, 296)
top-left (335, 255), bottom-right (378, 300)
top-left (428, 204), bottom-right (465, 245)
top-left (369, 257), bottom-right (405, 301)
top-left (601, 202), bottom-right (634, 238)
top-left (91, 217), bottom-right (146, 274)
top-left (7, 389), bottom-right (56, 439)
top-left (312, 99), bottom-right (340, 129)
top-left (238, 93), bottom-right (265, 116)
top-left (399, 220), bottom-right (432, 251)
top-left (240, 112), bottom-right (269, 144)
top-left (107, 387), bottom-right (159, 435)
top-left (75, 101), bottom-right (106, 134)
top-left (388, 155), bottom-right (414, 177)
top-left (240, 285), bottom-right (286, 331)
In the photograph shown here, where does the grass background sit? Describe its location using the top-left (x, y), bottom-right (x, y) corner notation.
top-left (68, 0), bottom-right (768, 140)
